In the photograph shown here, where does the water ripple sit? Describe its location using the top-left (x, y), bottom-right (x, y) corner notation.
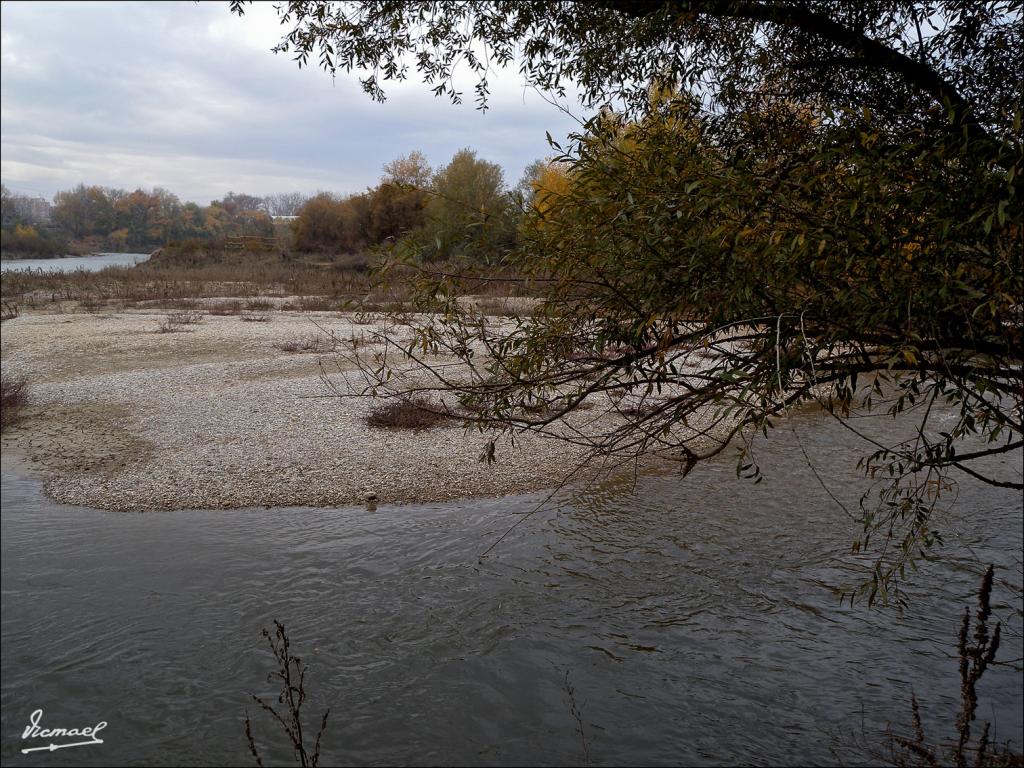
top-left (2, 413), bottom-right (1021, 766)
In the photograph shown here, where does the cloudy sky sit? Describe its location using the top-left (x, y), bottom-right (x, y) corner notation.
top-left (1, 1), bottom-right (586, 205)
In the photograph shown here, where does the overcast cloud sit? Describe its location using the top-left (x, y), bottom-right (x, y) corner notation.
top-left (0, 1), bottom-right (587, 205)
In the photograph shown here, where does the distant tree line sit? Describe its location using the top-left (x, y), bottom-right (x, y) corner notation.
top-left (290, 148), bottom-right (538, 261)
top-left (1, 147), bottom-right (550, 260)
top-left (0, 184), bottom-right (307, 258)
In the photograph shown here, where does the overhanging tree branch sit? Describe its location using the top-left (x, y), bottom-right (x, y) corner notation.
top-left (595, 0), bottom-right (999, 146)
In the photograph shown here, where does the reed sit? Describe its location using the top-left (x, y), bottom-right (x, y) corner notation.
top-left (886, 565), bottom-right (1021, 768)
top-left (244, 621), bottom-right (330, 768)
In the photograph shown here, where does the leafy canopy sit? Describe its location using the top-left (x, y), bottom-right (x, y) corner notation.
top-left (234, 1), bottom-right (1023, 602)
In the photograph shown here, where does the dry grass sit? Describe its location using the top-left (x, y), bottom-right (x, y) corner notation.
top-left (471, 296), bottom-right (539, 317)
top-left (273, 334), bottom-right (338, 353)
top-left (155, 319), bottom-right (183, 333)
top-left (0, 248), bottom-right (538, 322)
top-left (163, 298), bottom-right (201, 310)
top-left (346, 330), bottom-right (373, 350)
top-left (240, 310), bottom-right (272, 323)
top-left (79, 296), bottom-right (105, 314)
top-left (280, 295), bottom-right (339, 312)
top-left (365, 396), bottom-right (455, 430)
top-left (155, 309), bottom-right (204, 333)
top-left (169, 309), bottom-right (204, 325)
top-left (1, 374), bottom-right (28, 431)
top-left (351, 310), bottom-right (383, 325)
top-left (0, 256), bottom-right (375, 312)
top-left (208, 299), bottom-right (244, 316)
top-left (885, 565), bottom-right (1022, 768)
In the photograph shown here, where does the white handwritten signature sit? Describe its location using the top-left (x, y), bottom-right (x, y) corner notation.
top-left (20, 709), bottom-right (107, 754)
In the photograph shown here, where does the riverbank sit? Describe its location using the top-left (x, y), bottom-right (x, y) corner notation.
top-left (0, 252), bottom-right (153, 275)
top-left (0, 307), bottom-right (698, 511)
top-left (0, 251), bottom-right (139, 260)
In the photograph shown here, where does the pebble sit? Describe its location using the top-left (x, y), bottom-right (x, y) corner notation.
top-left (2, 308), bottom-right (709, 511)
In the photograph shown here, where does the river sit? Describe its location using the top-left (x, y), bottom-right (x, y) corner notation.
top-left (0, 252), bottom-right (151, 273)
top-left (1, 408), bottom-right (1021, 766)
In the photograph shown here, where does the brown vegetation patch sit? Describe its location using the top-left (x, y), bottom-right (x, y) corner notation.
top-left (240, 310), bottom-right (273, 322)
top-left (350, 310), bottom-right (382, 325)
top-left (155, 309), bottom-right (205, 332)
top-left (365, 396), bottom-right (455, 430)
top-left (208, 299), bottom-right (244, 315)
top-left (0, 257), bottom-right (374, 312)
top-left (273, 333), bottom-right (339, 353)
top-left (280, 295), bottom-right (339, 312)
top-left (470, 296), bottom-right (540, 317)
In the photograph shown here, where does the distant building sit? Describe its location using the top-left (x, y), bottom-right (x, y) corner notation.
top-left (24, 197), bottom-right (52, 224)
top-left (1, 194), bottom-right (51, 227)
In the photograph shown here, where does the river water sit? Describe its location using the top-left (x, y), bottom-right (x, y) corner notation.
top-left (0, 252), bottom-right (151, 273)
top-left (1, 409), bottom-right (1021, 766)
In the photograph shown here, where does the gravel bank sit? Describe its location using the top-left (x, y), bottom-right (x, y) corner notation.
top-left (1, 308), bottom-right (659, 511)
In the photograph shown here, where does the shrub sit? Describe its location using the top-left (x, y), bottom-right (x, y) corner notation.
top-left (274, 334), bottom-right (337, 353)
top-left (168, 309), bottom-right (204, 325)
top-left (295, 295), bottom-right (337, 312)
top-left (365, 395), bottom-right (454, 430)
top-left (155, 318), bottom-right (182, 333)
top-left (0, 224), bottom-right (67, 258)
top-left (351, 310), bottom-right (381, 325)
top-left (240, 310), bottom-right (272, 322)
top-left (208, 300), bottom-right (243, 316)
top-left (155, 309), bottom-right (203, 332)
top-left (79, 296), bottom-right (105, 313)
